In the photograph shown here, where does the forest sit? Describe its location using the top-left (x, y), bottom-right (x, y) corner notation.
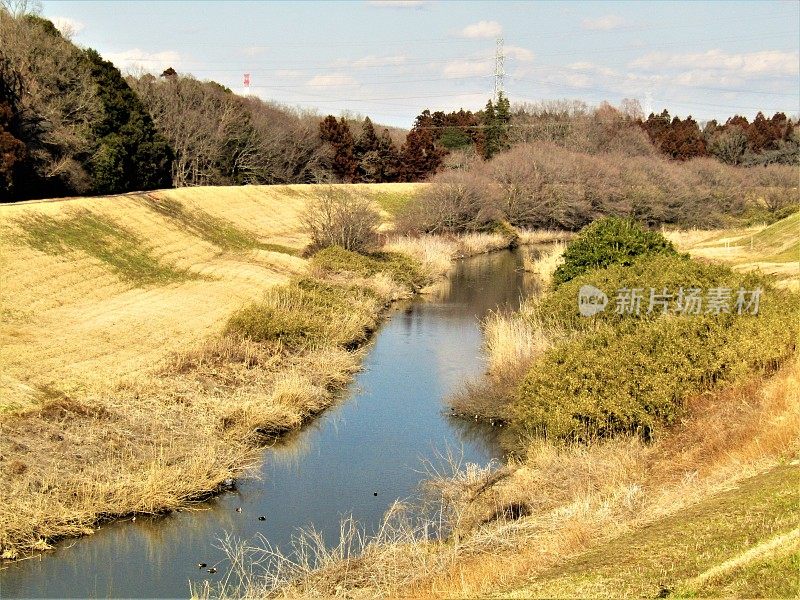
top-left (1, 8), bottom-right (798, 203)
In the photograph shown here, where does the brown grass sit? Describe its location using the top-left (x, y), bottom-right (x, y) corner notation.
top-left (384, 230), bottom-right (523, 282)
top-left (0, 183), bottom-right (425, 560)
top-left (521, 241), bottom-right (567, 285)
top-left (225, 357), bottom-right (800, 598)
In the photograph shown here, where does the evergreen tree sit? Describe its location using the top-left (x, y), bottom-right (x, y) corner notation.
top-left (482, 92), bottom-right (511, 159)
top-left (376, 128), bottom-right (401, 182)
top-left (355, 116), bottom-right (382, 182)
top-left (399, 127), bottom-right (444, 181)
top-left (319, 115), bottom-right (357, 182)
top-left (83, 49), bottom-right (172, 194)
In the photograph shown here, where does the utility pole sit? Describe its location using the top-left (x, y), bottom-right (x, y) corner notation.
top-left (493, 36), bottom-right (505, 102)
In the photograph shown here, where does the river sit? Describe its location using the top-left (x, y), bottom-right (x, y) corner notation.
top-left (0, 249), bottom-right (537, 598)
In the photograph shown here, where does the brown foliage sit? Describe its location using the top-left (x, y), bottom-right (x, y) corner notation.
top-left (403, 141), bottom-right (797, 233)
top-left (397, 170), bottom-right (495, 234)
top-left (301, 187), bottom-right (381, 253)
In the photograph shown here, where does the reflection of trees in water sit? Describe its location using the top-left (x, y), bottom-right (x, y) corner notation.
top-left (438, 250), bottom-right (539, 316)
top-left (446, 414), bottom-right (505, 459)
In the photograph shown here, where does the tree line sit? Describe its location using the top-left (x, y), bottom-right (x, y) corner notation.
top-left (0, 9), bottom-right (442, 202)
top-left (2, 7), bottom-right (796, 203)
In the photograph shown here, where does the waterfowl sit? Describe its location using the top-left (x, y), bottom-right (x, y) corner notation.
top-left (197, 563), bottom-right (207, 568)
top-left (258, 516), bottom-right (266, 521)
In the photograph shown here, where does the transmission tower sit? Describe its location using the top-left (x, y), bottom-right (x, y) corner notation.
top-left (493, 36), bottom-right (505, 101)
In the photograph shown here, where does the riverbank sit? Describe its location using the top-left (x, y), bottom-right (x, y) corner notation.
top-left (226, 216), bottom-right (798, 598)
top-left (0, 183), bottom-right (547, 561)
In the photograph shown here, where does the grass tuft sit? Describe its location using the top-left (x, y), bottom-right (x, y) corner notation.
top-left (310, 245), bottom-right (428, 290)
top-left (224, 278), bottom-right (385, 351)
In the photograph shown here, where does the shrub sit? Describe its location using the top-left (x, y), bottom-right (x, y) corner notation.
top-left (396, 170), bottom-right (495, 234)
top-left (552, 216), bottom-right (679, 285)
top-left (225, 278), bottom-right (383, 351)
top-left (311, 245), bottom-right (427, 290)
top-left (512, 255), bottom-right (798, 442)
top-left (301, 188), bottom-right (381, 253)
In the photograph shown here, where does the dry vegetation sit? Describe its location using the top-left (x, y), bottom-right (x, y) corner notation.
top-left (216, 216), bottom-right (798, 598)
top-left (199, 358), bottom-right (800, 598)
top-left (0, 182), bottom-right (432, 559)
top-left (663, 211), bottom-right (800, 291)
top-left (521, 241), bottom-right (567, 285)
top-left (0, 181), bottom-right (534, 561)
top-left (402, 142), bottom-right (798, 235)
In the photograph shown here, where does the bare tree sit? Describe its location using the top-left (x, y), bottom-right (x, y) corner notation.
top-left (301, 187), bottom-right (381, 253)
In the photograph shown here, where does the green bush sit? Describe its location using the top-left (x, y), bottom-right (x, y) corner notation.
top-left (552, 216), bottom-right (679, 286)
top-left (513, 255), bottom-right (798, 442)
top-left (311, 245), bottom-right (427, 290)
top-left (225, 278), bottom-right (383, 350)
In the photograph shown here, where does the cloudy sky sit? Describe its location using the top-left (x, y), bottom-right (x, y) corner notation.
top-left (42, 0), bottom-right (799, 127)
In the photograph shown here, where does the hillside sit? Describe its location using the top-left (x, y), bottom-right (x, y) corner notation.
top-left (665, 212), bottom-right (800, 290)
top-left (0, 183), bottom-right (422, 413)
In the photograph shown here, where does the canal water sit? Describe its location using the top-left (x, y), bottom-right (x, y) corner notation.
top-left (0, 249), bottom-right (536, 598)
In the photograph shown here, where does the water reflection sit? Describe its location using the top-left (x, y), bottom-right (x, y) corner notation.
top-left (0, 249), bottom-right (537, 599)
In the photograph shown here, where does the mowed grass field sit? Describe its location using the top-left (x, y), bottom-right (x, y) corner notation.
top-left (664, 212), bottom-right (800, 291)
top-left (0, 183), bottom-right (422, 414)
top-left (0, 182), bottom-right (429, 558)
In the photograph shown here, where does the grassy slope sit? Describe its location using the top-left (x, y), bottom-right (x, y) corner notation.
top-left (0, 183), bottom-right (423, 413)
top-left (499, 464), bottom-right (799, 599)
top-left (0, 182), bottom-right (427, 559)
top-left (665, 212), bottom-right (800, 290)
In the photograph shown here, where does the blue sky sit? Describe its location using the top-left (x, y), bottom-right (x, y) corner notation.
top-left (42, 0), bottom-right (800, 127)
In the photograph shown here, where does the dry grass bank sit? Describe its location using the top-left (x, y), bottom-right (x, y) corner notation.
top-left (0, 183), bottom-right (430, 559)
top-left (663, 211), bottom-right (800, 291)
top-left (200, 358), bottom-right (800, 598)
top-left (0, 181), bottom-right (532, 561)
top-left (215, 216), bottom-right (798, 598)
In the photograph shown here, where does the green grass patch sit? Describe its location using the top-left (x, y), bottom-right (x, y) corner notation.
top-left (17, 211), bottom-right (195, 286)
top-left (144, 195), bottom-right (298, 255)
top-left (507, 465), bottom-right (799, 598)
top-left (225, 278), bottom-right (384, 351)
top-left (373, 190), bottom-right (417, 216)
top-left (680, 543), bottom-right (799, 598)
top-left (747, 211), bottom-right (800, 255)
top-left (513, 255), bottom-right (798, 441)
top-left (311, 245), bottom-right (427, 290)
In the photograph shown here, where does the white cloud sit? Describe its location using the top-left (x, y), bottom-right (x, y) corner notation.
top-left (630, 49), bottom-right (799, 76)
top-left (581, 15), bottom-right (626, 31)
top-left (459, 20), bottom-right (502, 39)
top-left (352, 54), bottom-right (407, 68)
top-left (442, 59), bottom-right (492, 78)
top-left (51, 16), bottom-right (85, 36)
top-left (102, 49), bottom-right (182, 74)
top-left (506, 46), bottom-right (534, 62)
top-left (365, 1), bottom-right (427, 7)
top-left (307, 73), bottom-right (358, 88)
